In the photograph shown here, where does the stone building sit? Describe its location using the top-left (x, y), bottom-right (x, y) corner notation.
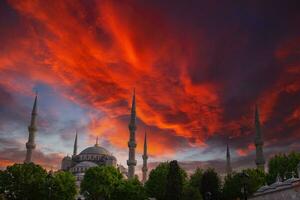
top-left (250, 174), bottom-right (300, 200)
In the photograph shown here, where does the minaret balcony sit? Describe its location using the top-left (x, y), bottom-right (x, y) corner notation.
top-left (128, 141), bottom-right (137, 148)
top-left (127, 159), bottom-right (137, 166)
top-left (26, 142), bottom-right (36, 149)
top-left (142, 166), bottom-right (148, 171)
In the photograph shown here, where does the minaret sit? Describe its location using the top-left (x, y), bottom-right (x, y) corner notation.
top-left (95, 136), bottom-right (99, 147)
top-left (127, 89), bottom-right (137, 179)
top-left (73, 131), bottom-right (78, 156)
top-left (254, 104), bottom-right (265, 171)
top-left (24, 95), bottom-right (38, 163)
top-left (142, 131), bottom-right (148, 184)
top-left (226, 143), bottom-right (232, 174)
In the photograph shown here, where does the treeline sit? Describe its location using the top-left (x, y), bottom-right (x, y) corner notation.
top-left (0, 152), bottom-right (299, 200)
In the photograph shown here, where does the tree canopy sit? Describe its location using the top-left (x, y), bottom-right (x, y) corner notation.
top-left (145, 162), bottom-right (169, 200)
top-left (111, 178), bottom-right (147, 200)
top-left (145, 161), bottom-right (187, 200)
top-left (222, 169), bottom-right (266, 200)
top-left (0, 163), bottom-right (77, 200)
top-left (165, 160), bottom-right (185, 200)
top-left (200, 168), bottom-right (221, 200)
top-left (0, 163), bottom-right (47, 200)
top-left (45, 171), bottom-right (77, 200)
top-left (267, 152), bottom-right (300, 183)
top-left (80, 166), bottom-right (123, 200)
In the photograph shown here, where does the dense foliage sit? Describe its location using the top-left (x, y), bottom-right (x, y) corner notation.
top-left (80, 166), bottom-right (123, 200)
top-left (45, 171), bottom-right (77, 200)
top-left (111, 178), bottom-right (147, 200)
top-left (267, 152), bottom-right (300, 184)
top-left (0, 163), bottom-right (76, 200)
top-left (200, 168), bottom-right (222, 200)
top-left (145, 161), bottom-right (187, 200)
top-left (1, 152), bottom-right (299, 200)
top-left (165, 160), bottom-right (185, 200)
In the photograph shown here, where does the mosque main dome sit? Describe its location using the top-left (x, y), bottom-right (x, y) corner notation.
top-left (79, 145), bottom-right (111, 155)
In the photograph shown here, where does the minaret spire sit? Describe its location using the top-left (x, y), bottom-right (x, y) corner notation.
top-left (25, 94), bottom-right (38, 163)
top-left (127, 89), bottom-right (137, 179)
top-left (95, 136), bottom-right (99, 147)
top-left (254, 104), bottom-right (265, 171)
top-left (226, 143), bottom-right (232, 174)
top-left (73, 131), bottom-right (78, 156)
top-left (142, 130), bottom-right (148, 184)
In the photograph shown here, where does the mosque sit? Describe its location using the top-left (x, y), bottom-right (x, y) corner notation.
top-left (24, 91), bottom-right (149, 185)
top-left (24, 90), bottom-right (300, 199)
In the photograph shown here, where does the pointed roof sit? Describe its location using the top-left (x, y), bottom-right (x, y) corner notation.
top-left (143, 131), bottom-right (147, 156)
top-left (29, 94), bottom-right (38, 128)
top-left (32, 95), bottom-right (38, 115)
top-left (129, 88), bottom-right (136, 126)
top-left (73, 131), bottom-right (78, 156)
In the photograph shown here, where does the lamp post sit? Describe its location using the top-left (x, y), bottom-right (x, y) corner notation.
top-left (240, 171), bottom-right (249, 200)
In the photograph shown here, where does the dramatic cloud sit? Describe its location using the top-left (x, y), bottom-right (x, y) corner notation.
top-left (0, 0), bottom-right (299, 171)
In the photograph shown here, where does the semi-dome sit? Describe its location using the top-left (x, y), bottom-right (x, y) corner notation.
top-left (74, 161), bottom-right (98, 168)
top-left (79, 145), bottom-right (111, 155)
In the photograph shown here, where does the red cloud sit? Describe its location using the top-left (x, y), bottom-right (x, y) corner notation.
top-left (1, 0), bottom-right (300, 165)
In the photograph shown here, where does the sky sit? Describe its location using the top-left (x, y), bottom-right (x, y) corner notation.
top-left (0, 0), bottom-right (300, 174)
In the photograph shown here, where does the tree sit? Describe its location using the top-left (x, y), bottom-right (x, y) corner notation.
top-left (267, 152), bottom-right (300, 184)
top-left (222, 169), bottom-right (266, 200)
top-left (0, 163), bottom-right (48, 200)
top-left (145, 162), bottom-right (187, 200)
top-left (145, 163), bottom-right (169, 200)
top-left (222, 173), bottom-right (242, 200)
top-left (200, 168), bottom-right (221, 200)
top-left (189, 168), bottom-right (203, 193)
top-left (183, 184), bottom-right (203, 200)
top-left (45, 171), bottom-right (77, 200)
top-left (111, 178), bottom-right (147, 200)
top-left (244, 168), bottom-right (266, 195)
top-left (80, 166), bottom-right (123, 200)
top-left (165, 160), bottom-right (184, 200)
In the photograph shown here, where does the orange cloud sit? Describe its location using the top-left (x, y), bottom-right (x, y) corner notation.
top-left (3, 0), bottom-right (222, 155)
top-left (1, 0), bottom-right (300, 163)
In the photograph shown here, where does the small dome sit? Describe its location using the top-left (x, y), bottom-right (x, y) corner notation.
top-left (63, 155), bottom-right (71, 160)
top-left (74, 161), bottom-right (98, 168)
top-left (79, 145), bottom-right (111, 155)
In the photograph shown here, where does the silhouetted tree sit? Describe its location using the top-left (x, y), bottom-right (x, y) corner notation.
top-left (165, 160), bottom-right (184, 200)
top-left (145, 161), bottom-right (187, 200)
top-left (189, 168), bottom-right (203, 194)
top-left (200, 168), bottom-right (221, 200)
top-left (183, 184), bottom-right (203, 200)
